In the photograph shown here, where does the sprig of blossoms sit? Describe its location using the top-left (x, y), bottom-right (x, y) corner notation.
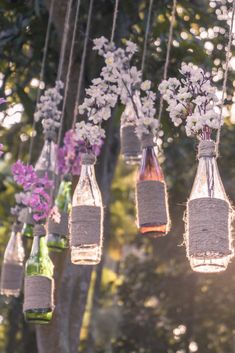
top-left (10, 192), bottom-right (27, 218)
top-left (93, 37), bottom-right (158, 138)
top-left (12, 161), bottom-right (53, 221)
top-left (57, 129), bottom-right (103, 176)
top-left (159, 63), bottom-right (221, 137)
top-left (34, 80), bottom-right (64, 138)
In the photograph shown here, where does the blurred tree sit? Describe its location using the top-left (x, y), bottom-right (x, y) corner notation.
top-left (0, 0), bottom-right (235, 353)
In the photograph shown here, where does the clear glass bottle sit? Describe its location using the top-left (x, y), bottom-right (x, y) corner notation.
top-left (138, 145), bottom-right (166, 236)
top-left (47, 179), bottom-right (72, 252)
top-left (71, 163), bottom-right (103, 265)
top-left (188, 128), bottom-right (231, 272)
top-left (24, 228), bottom-right (54, 324)
top-left (0, 223), bottom-right (25, 297)
top-left (34, 139), bottom-right (56, 177)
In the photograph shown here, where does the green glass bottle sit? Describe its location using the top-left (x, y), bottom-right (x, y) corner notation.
top-left (22, 223), bottom-right (34, 238)
top-left (24, 225), bottom-right (54, 324)
top-left (47, 180), bottom-right (72, 252)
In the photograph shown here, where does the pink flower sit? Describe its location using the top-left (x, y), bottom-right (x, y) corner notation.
top-left (12, 161), bottom-right (37, 190)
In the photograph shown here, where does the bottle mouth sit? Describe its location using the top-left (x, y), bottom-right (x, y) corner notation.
top-left (190, 253), bottom-right (230, 273)
top-left (71, 245), bottom-right (101, 265)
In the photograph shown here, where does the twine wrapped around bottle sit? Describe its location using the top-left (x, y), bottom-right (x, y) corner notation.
top-left (136, 132), bottom-right (170, 231)
top-left (120, 125), bottom-right (141, 159)
top-left (81, 153), bottom-right (96, 165)
top-left (0, 263), bottom-right (24, 294)
top-left (185, 140), bottom-right (233, 261)
top-left (33, 224), bottom-right (46, 237)
top-left (19, 208), bottom-right (34, 225)
top-left (23, 276), bottom-right (54, 312)
top-left (70, 205), bottom-right (103, 246)
top-left (47, 212), bottom-right (68, 236)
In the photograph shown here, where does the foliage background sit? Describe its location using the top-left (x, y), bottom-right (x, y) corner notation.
top-left (0, 0), bottom-right (235, 352)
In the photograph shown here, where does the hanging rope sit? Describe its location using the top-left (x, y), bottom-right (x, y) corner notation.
top-left (28, 0), bottom-right (55, 163)
top-left (57, 0), bottom-right (74, 81)
top-left (110, 0), bottom-right (119, 43)
top-left (72, 0), bottom-right (94, 129)
top-left (216, 0), bottom-right (235, 153)
top-left (141, 0), bottom-right (154, 74)
top-left (57, 0), bottom-right (82, 146)
top-left (157, 0), bottom-right (177, 124)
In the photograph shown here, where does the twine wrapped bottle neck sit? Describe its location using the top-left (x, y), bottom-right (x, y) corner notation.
top-left (33, 224), bottom-right (46, 237)
top-left (44, 130), bottom-right (57, 142)
top-left (141, 133), bottom-right (154, 149)
top-left (197, 140), bottom-right (217, 159)
top-left (12, 222), bottom-right (23, 233)
top-left (81, 153), bottom-right (96, 166)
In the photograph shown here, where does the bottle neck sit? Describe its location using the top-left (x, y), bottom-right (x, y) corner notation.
top-left (79, 164), bottom-right (96, 181)
top-left (30, 235), bottom-right (48, 258)
top-left (55, 180), bottom-right (72, 212)
top-left (139, 147), bottom-right (164, 181)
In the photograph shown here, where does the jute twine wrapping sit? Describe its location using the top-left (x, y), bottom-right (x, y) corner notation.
top-left (33, 224), bottom-right (46, 237)
top-left (23, 276), bottom-right (54, 311)
top-left (186, 197), bottom-right (232, 258)
top-left (19, 208), bottom-right (34, 225)
top-left (12, 222), bottom-right (23, 233)
top-left (136, 180), bottom-right (168, 227)
top-left (81, 153), bottom-right (96, 165)
top-left (45, 130), bottom-right (57, 142)
top-left (197, 140), bottom-right (217, 159)
top-left (141, 133), bottom-right (154, 149)
top-left (36, 169), bottom-right (54, 180)
top-left (70, 205), bottom-right (103, 246)
top-left (0, 263), bottom-right (23, 292)
top-left (48, 212), bottom-right (68, 236)
top-left (120, 125), bottom-right (141, 156)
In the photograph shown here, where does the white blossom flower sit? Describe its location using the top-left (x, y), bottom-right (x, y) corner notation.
top-left (75, 121), bottom-right (105, 146)
top-left (141, 80), bottom-right (151, 91)
top-left (159, 63), bottom-right (221, 136)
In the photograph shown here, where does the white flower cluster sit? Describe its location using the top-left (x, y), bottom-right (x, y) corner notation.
top-left (75, 121), bottom-right (105, 146)
top-left (93, 37), bottom-right (158, 138)
top-left (159, 63), bottom-right (221, 137)
top-left (34, 80), bottom-right (64, 137)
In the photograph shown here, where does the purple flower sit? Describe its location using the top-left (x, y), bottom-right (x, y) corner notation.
top-left (0, 98), bottom-right (6, 105)
top-left (12, 160), bottom-right (54, 222)
top-left (0, 144), bottom-right (4, 157)
top-left (12, 161), bottom-right (37, 190)
top-left (58, 129), bottom-right (103, 177)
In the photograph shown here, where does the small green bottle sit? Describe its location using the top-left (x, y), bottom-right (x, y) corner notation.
top-left (22, 223), bottom-right (34, 238)
top-left (24, 225), bottom-right (54, 324)
top-left (47, 179), bottom-right (72, 252)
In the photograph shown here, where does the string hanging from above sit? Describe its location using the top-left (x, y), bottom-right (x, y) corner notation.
top-left (216, 0), bottom-right (235, 153)
top-left (21, 0), bottom-right (74, 240)
top-left (120, 0), bottom-right (154, 165)
top-left (46, 0), bottom-right (82, 253)
top-left (159, 60), bottom-right (235, 273)
top-left (28, 0), bottom-right (56, 165)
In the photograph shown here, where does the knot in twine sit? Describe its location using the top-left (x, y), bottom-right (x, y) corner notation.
top-left (141, 133), bottom-right (154, 149)
top-left (198, 140), bottom-right (217, 159)
top-left (33, 224), bottom-right (46, 237)
top-left (45, 130), bottom-right (57, 142)
top-left (81, 153), bottom-right (96, 165)
top-left (12, 222), bottom-right (23, 233)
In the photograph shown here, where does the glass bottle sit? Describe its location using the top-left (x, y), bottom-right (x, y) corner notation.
top-left (47, 179), bottom-right (72, 252)
top-left (138, 145), bottom-right (166, 236)
top-left (71, 162), bottom-right (103, 265)
top-left (21, 209), bottom-right (34, 238)
top-left (188, 128), bottom-right (232, 273)
top-left (120, 94), bottom-right (141, 165)
top-left (0, 223), bottom-right (25, 297)
top-left (24, 227), bottom-right (54, 324)
top-left (34, 139), bottom-right (57, 178)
